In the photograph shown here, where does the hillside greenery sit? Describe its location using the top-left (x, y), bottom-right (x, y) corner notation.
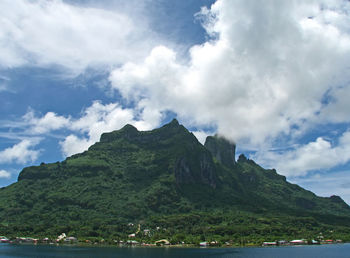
top-left (0, 119), bottom-right (349, 244)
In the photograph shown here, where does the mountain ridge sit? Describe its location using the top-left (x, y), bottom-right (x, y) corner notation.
top-left (1, 119), bottom-right (350, 242)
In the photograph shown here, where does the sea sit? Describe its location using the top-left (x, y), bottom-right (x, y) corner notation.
top-left (0, 243), bottom-right (350, 258)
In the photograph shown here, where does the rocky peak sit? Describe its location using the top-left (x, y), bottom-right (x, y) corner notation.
top-left (158, 118), bottom-right (185, 132)
top-left (121, 124), bottom-right (138, 131)
top-left (237, 154), bottom-right (248, 163)
top-left (204, 135), bottom-right (236, 168)
top-left (99, 124), bottom-right (139, 143)
top-left (329, 195), bottom-right (348, 205)
top-left (168, 118), bottom-right (180, 126)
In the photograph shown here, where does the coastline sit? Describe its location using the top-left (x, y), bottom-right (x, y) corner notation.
top-left (2, 241), bottom-right (347, 249)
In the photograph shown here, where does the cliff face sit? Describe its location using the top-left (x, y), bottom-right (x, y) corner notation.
top-left (103, 119), bottom-right (219, 189)
top-left (204, 135), bottom-right (236, 168)
top-left (19, 119), bottom-right (218, 188)
top-left (174, 151), bottom-right (217, 188)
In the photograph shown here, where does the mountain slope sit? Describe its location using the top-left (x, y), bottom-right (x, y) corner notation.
top-left (0, 119), bottom-right (349, 241)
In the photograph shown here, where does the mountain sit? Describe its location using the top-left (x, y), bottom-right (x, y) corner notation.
top-left (0, 119), bottom-right (349, 243)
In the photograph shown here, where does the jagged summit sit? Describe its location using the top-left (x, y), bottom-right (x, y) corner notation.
top-left (100, 124), bottom-right (138, 143)
top-left (237, 154), bottom-right (248, 163)
top-left (155, 118), bottom-right (188, 134)
top-left (168, 118), bottom-right (180, 126)
top-left (99, 119), bottom-right (187, 144)
top-left (120, 123), bottom-right (138, 132)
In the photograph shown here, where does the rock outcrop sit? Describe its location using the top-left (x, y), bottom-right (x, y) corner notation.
top-left (174, 152), bottom-right (217, 189)
top-left (204, 135), bottom-right (236, 168)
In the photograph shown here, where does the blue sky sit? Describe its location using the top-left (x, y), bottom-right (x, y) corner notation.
top-left (1, 0), bottom-right (350, 203)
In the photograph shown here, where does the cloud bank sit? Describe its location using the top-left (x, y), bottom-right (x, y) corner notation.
top-left (2, 0), bottom-right (350, 180)
top-left (109, 0), bottom-right (350, 176)
top-left (0, 139), bottom-right (41, 164)
top-left (0, 170), bottom-right (11, 179)
top-left (253, 131), bottom-right (350, 177)
top-left (291, 170), bottom-right (350, 204)
top-left (21, 101), bottom-right (162, 157)
top-left (0, 0), bottom-right (157, 73)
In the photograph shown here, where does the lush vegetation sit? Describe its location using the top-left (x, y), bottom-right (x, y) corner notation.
top-left (0, 119), bottom-right (349, 244)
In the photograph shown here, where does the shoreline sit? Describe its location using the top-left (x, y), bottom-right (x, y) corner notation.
top-left (2, 241), bottom-right (347, 249)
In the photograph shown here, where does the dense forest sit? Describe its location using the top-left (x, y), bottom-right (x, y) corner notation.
top-left (0, 119), bottom-right (349, 245)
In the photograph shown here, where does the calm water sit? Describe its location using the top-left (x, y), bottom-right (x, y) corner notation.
top-left (0, 243), bottom-right (350, 258)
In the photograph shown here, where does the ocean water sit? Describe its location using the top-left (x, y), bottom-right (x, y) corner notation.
top-left (0, 243), bottom-right (350, 258)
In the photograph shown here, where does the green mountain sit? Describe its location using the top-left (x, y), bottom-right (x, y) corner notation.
top-left (0, 119), bottom-right (349, 243)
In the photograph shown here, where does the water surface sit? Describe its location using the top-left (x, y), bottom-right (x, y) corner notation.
top-left (0, 243), bottom-right (349, 258)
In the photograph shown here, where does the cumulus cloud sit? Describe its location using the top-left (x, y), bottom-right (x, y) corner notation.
top-left (108, 0), bottom-right (350, 176)
top-left (110, 0), bottom-right (350, 145)
top-left (60, 134), bottom-right (93, 157)
top-left (61, 101), bottom-right (163, 156)
top-left (291, 170), bottom-right (350, 204)
top-left (0, 139), bottom-right (41, 164)
top-left (0, 170), bottom-right (11, 179)
top-left (21, 100), bottom-right (163, 157)
top-left (59, 101), bottom-right (133, 156)
top-left (3, 0), bottom-right (350, 180)
top-left (0, 0), bottom-right (157, 72)
top-left (23, 110), bottom-right (71, 134)
top-left (252, 131), bottom-right (350, 177)
top-left (192, 130), bottom-right (210, 145)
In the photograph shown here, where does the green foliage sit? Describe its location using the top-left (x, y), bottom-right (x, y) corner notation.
top-left (0, 119), bottom-right (349, 243)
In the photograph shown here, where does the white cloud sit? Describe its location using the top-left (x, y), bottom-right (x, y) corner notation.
top-left (60, 134), bottom-right (93, 157)
top-left (16, 100), bottom-right (163, 157)
top-left (192, 130), bottom-right (210, 145)
top-left (60, 101), bottom-right (163, 156)
top-left (291, 170), bottom-right (350, 204)
top-left (71, 100), bottom-right (160, 135)
top-left (23, 110), bottom-right (70, 134)
top-left (108, 0), bottom-right (350, 177)
top-left (59, 101), bottom-right (136, 156)
top-left (110, 0), bottom-right (350, 147)
top-left (0, 139), bottom-right (41, 164)
top-left (3, 0), bottom-right (350, 181)
top-left (252, 131), bottom-right (350, 177)
top-left (0, 0), bottom-right (158, 73)
top-left (0, 170), bottom-right (11, 179)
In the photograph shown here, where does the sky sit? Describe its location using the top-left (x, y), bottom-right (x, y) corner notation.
top-left (1, 0), bottom-right (350, 203)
